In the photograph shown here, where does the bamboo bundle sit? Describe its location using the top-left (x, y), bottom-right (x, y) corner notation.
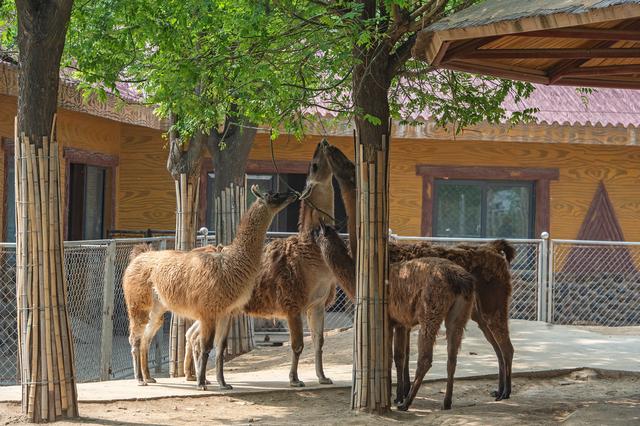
top-left (351, 129), bottom-right (391, 414)
top-left (168, 172), bottom-right (199, 377)
top-left (15, 116), bottom-right (78, 422)
top-left (215, 183), bottom-right (254, 357)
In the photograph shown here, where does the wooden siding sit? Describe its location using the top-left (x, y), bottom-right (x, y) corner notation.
top-left (117, 124), bottom-right (174, 230)
top-left (0, 94), bottom-right (639, 241)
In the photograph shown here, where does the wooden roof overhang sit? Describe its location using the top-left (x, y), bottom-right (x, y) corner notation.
top-left (413, 0), bottom-right (640, 89)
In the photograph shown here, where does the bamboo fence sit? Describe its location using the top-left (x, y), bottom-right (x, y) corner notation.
top-left (15, 116), bottom-right (78, 422)
top-left (351, 130), bottom-right (391, 414)
top-left (168, 172), bottom-right (199, 377)
top-left (214, 183), bottom-right (254, 356)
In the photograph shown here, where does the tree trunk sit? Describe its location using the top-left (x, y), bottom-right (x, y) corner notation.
top-left (15, 0), bottom-right (78, 422)
top-left (208, 119), bottom-right (257, 356)
top-left (350, 1), bottom-right (393, 413)
top-left (166, 123), bottom-right (205, 377)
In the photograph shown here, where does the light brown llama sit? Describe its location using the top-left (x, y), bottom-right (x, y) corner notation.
top-left (314, 223), bottom-right (474, 411)
top-left (122, 186), bottom-right (297, 390)
top-left (324, 143), bottom-right (516, 402)
top-left (185, 140), bottom-right (339, 387)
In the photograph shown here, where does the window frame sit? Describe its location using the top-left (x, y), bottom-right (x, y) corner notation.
top-left (63, 147), bottom-right (118, 240)
top-left (2, 139), bottom-right (15, 242)
top-left (416, 164), bottom-right (559, 238)
top-left (433, 178), bottom-right (536, 238)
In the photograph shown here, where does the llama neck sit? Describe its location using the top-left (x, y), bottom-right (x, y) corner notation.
top-left (336, 177), bottom-right (357, 259)
top-left (319, 238), bottom-right (356, 302)
top-left (298, 181), bottom-right (334, 233)
top-left (229, 203), bottom-right (273, 259)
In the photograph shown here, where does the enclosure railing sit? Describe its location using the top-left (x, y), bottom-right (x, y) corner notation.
top-left (2, 233), bottom-right (640, 385)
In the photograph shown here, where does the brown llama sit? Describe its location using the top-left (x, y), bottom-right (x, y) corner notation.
top-left (122, 186), bottom-right (297, 390)
top-left (186, 140), bottom-right (340, 387)
top-left (314, 223), bottom-right (474, 411)
top-left (324, 143), bottom-right (516, 402)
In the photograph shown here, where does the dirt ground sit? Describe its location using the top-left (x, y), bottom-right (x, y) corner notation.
top-left (1, 369), bottom-right (639, 425)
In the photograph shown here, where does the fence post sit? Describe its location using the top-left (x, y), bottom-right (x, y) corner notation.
top-left (99, 240), bottom-right (117, 381)
top-left (537, 232), bottom-right (549, 322)
top-left (547, 238), bottom-right (555, 323)
top-left (153, 239), bottom-right (168, 374)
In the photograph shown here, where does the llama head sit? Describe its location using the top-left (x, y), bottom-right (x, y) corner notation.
top-left (312, 220), bottom-right (345, 253)
top-left (300, 139), bottom-right (332, 200)
top-left (324, 143), bottom-right (356, 189)
top-left (250, 184), bottom-right (298, 215)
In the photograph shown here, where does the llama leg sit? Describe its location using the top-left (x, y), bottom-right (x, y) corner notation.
top-left (128, 313), bottom-right (148, 386)
top-left (184, 322), bottom-right (202, 382)
top-left (139, 302), bottom-right (166, 384)
top-left (488, 315), bottom-right (514, 401)
top-left (443, 306), bottom-right (468, 410)
top-left (214, 315), bottom-right (233, 390)
top-left (398, 322), bottom-right (438, 411)
top-left (307, 304), bottom-right (332, 385)
top-left (402, 327), bottom-right (411, 401)
top-left (393, 326), bottom-right (407, 405)
top-left (473, 309), bottom-right (506, 399)
top-left (195, 321), bottom-right (215, 391)
top-left (287, 312), bottom-right (305, 387)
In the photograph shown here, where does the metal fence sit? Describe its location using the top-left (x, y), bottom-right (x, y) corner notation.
top-left (2, 233), bottom-right (640, 385)
top-left (549, 239), bottom-right (640, 326)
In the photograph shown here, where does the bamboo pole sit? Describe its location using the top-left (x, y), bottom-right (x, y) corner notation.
top-left (351, 131), bottom-right (391, 413)
top-left (16, 117), bottom-right (78, 421)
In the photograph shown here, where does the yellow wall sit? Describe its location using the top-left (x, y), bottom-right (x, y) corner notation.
top-left (249, 134), bottom-right (640, 240)
top-left (117, 124), bottom-right (174, 230)
top-left (1, 94), bottom-right (639, 241)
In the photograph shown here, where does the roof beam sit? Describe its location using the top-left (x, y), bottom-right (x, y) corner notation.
top-left (548, 20), bottom-right (640, 83)
top-left (440, 36), bottom-right (501, 64)
top-left (560, 64), bottom-right (640, 77)
top-left (518, 27), bottom-right (640, 42)
top-left (457, 48), bottom-right (640, 60)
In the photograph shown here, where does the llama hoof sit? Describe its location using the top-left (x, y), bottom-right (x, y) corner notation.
top-left (145, 378), bottom-right (156, 384)
top-left (137, 381), bottom-right (147, 387)
top-left (197, 384), bottom-right (208, 391)
top-left (219, 384), bottom-right (233, 391)
top-left (289, 380), bottom-right (305, 387)
top-left (495, 391), bottom-right (510, 401)
top-left (318, 377), bottom-right (333, 385)
top-left (490, 389), bottom-right (502, 398)
top-left (396, 401), bottom-right (410, 412)
top-left (443, 400), bottom-right (452, 410)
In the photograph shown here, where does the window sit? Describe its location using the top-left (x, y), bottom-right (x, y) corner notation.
top-left (67, 164), bottom-right (111, 240)
top-left (204, 172), bottom-right (347, 233)
top-left (434, 180), bottom-right (534, 238)
top-left (4, 152), bottom-right (15, 242)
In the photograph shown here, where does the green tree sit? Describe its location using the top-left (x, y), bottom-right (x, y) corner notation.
top-left (12, 0), bottom-right (79, 421)
top-left (252, 1), bottom-right (536, 414)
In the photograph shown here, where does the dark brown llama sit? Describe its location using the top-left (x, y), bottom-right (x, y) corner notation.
top-left (314, 223), bottom-right (474, 410)
top-left (325, 143), bottom-right (516, 402)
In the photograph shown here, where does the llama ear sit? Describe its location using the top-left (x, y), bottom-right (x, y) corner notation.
top-left (250, 184), bottom-right (264, 200)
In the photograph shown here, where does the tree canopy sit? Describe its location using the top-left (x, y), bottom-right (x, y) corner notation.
top-left (0, 1), bottom-right (538, 138)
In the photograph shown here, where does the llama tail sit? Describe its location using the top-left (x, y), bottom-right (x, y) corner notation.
top-left (443, 264), bottom-right (475, 300)
top-left (129, 243), bottom-right (153, 262)
top-left (488, 239), bottom-right (516, 264)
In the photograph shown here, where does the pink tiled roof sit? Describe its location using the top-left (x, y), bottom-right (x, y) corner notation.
top-left (503, 84), bottom-right (640, 128)
top-left (310, 84), bottom-right (640, 129)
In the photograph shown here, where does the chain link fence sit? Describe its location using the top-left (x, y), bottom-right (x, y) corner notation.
top-left (2, 233), bottom-right (640, 385)
top-left (550, 240), bottom-right (640, 326)
top-left (0, 244), bottom-right (17, 385)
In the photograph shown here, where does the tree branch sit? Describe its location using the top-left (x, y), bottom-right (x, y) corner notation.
top-left (388, 34), bottom-right (417, 76)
